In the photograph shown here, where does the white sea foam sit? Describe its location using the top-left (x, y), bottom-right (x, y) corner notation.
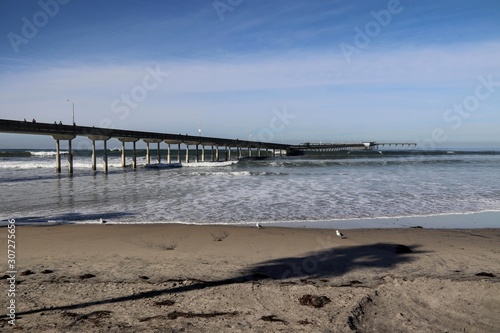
top-left (2, 150), bottom-right (500, 228)
top-left (29, 151), bottom-right (68, 156)
top-left (182, 161), bottom-right (238, 167)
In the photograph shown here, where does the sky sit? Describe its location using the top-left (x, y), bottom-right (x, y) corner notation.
top-left (0, 0), bottom-right (499, 149)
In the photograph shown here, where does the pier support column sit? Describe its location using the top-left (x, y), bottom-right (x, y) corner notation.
top-left (185, 144), bottom-right (190, 163)
top-left (55, 140), bottom-right (61, 173)
top-left (68, 139), bottom-right (73, 174)
top-left (121, 141), bottom-right (126, 168)
top-left (178, 143), bottom-right (181, 163)
top-left (157, 142), bottom-right (161, 163)
top-left (118, 138), bottom-right (139, 169)
top-left (92, 140), bottom-right (97, 171)
top-left (248, 147), bottom-right (251, 157)
top-left (103, 139), bottom-right (108, 173)
top-left (196, 144), bottom-right (199, 163)
top-left (167, 143), bottom-right (171, 164)
top-left (87, 135), bottom-right (111, 172)
top-left (146, 142), bottom-right (151, 165)
top-left (216, 145), bottom-right (219, 162)
top-left (211, 145), bottom-right (215, 162)
top-left (227, 146), bottom-right (231, 161)
top-left (52, 134), bottom-right (75, 174)
top-left (143, 139), bottom-right (162, 165)
top-left (202, 145), bottom-right (205, 162)
top-left (132, 141), bottom-right (137, 169)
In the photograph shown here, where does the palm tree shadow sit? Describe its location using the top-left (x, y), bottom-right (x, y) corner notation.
top-left (243, 243), bottom-right (423, 280)
top-left (16, 243), bottom-right (423, 316)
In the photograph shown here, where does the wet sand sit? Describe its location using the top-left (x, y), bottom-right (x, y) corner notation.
top-left (1, 224), bottom-right (499, 332)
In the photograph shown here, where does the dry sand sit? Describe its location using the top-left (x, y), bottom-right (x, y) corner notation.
top-left (1, 224), bottom-right (499, 332)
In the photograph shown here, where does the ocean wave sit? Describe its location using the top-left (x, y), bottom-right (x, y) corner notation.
top-left (29, 151), bottom-right (68, 156)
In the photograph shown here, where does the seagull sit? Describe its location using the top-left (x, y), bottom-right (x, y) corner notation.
top-left (336, 230), bottom-right (344, 238)
top-left (100, 218), bottom-right (107, 224)
top-left (256, 222), bottom-right (264, 229)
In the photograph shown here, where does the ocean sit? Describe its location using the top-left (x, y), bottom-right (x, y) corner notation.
top-left (1, 148), bottom-right (499, 228)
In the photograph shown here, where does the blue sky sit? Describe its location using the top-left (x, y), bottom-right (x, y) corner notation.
top-left (1, 0), bottom-right (499, 148)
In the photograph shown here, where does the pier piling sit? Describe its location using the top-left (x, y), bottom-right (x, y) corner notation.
top-left (55, 140), bottom-right (61, 173)
top-left (132, 141), bottom-right (137, 169)
top-left (103, 140), bottom-right (108, 173)
top-left (91, 140), bottom-right (96, 171)
top-left (121, 141), bottom-right (126, 168)
top-left (157, 142), bottom-right (161, 163)
top-left (68, 139), bottom-right (73, 174)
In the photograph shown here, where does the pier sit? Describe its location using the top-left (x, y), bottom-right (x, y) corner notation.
top-left (287, 141), bottom-right (417, 155)
top-left (0, 119), bottom-right (290, 173)
top-left (0, 119), bottom-right (417, 173)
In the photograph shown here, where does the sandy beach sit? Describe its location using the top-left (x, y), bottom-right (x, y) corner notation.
top-left (1, 224), bottom-right (499, 332)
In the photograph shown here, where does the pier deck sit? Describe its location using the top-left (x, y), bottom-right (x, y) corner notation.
top-left (1, 119), bottom-right (417, 173)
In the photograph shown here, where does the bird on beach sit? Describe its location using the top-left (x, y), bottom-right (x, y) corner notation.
top-left (256, 222), bottom-right (263, 229)
top-left (100, 218), bottom-right (107, 224)
top-left (336, 230), bottom-right (344, 238)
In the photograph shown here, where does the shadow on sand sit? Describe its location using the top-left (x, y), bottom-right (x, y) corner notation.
top-left (16, 242), bottom-right (423, 316)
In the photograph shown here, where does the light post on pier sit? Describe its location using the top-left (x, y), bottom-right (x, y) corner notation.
top-left (67, 99), bottom-right (74, 125)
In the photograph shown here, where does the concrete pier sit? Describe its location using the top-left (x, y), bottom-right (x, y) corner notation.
top-left (1, 118), bottom-right (417, 172)
top-left (117, 138), bottom-right (139, 169)
top-left (91, 140), bottom-right (97, 171)
top-left (103, 139), bottom-right (108, 173)
top-left (89, 135), bottom-right (112, 173)
top-left (55, 139), bottom-right (61, 173)
top-left (157, 142), bottom-right (161, 163)
top-left (121, 141), bottom-right (126, 167)
top-left (52, 134), bottom-right (75, 174)
top-left (68, 139), bottom-right (73, 174)
top-left (132, 141), bottom-right (137, 169)
top-left (146, 142), bottom-right (151, 164)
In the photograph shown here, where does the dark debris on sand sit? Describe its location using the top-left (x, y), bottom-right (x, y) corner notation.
top-left (260, 315), bottom-right (288, 324)
top-left (21, 269), bottom-right (35, 276)
top-left (78, 273), bottom-right (96, 279)
top-left (299, 294), bottom-right (332, 308)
